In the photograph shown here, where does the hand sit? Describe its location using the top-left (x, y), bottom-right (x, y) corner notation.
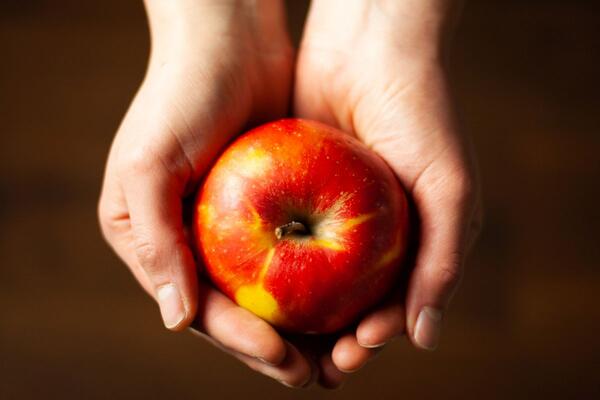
top-left (98, 0), bottom-right (315, 388)
top-left (294, 0), bottom-right (482, 384)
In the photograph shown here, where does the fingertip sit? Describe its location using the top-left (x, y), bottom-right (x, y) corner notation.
top-left (300, 351), bottom-right (320, 388)
top-left (412, 306), bottom-right (443, 351)
top-left (317, 353), bottom-right (347, 390)
top-left (231, 315), bottom-right (288, 366)
top-left (162, 310), bottom-right (195, 332)
top-left (255, 325), bottom-right (288, 366)
top-left (156, 249), bottom-right (199, 332)
top-left (275, 341), bottom-right (314, 388)
top-left (156, 283), bottom-right (189, 331)
top-left (331, 334), bottom-right (373, 373)
top-left (356, 322), bottom-right (387, 349)
top-left (356, 301), bottom-right (405, 348)
top-left (223, 342), bottom-right (312, 389)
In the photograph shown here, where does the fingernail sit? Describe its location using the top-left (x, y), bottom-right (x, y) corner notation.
top-left (278, 369), bottom-right (315, 389)
top-left (282, 373), bottom-right (313, 389)
top-left (278, 380), bottom-right (298, 389)
top-left (302, 371), bottom-right (317, 388)
top-left (302, 355), bottom-right (319, 388)
top-left (157, 283), bottom-right (185, 329)
top-left (414, 307), bottom-right (443, 350)
top-left (277, 378), bottom-right (305, 389)
top-left (358, 340), bottom-right (386, 349)
top-left (337, 365), bottom-right (361, 373)
top-left (256, 357), bottom-right (278, 367)
top-left (358, 332), bottom-right (401, 349)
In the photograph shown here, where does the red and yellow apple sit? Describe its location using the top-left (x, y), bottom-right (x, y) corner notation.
top-left (194, 119), bottom-right (409, 334)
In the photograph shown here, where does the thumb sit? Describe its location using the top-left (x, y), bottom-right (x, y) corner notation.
top-left (121, 147), bottom-right (199, 330)
top-left (405, 162), bottom-right (477, 350)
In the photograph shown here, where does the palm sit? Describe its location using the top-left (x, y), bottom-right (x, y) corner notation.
top-left (296, 40), bottom-right (467, 186)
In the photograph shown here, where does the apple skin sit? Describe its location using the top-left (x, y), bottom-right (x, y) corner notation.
top-left (194, 119), bottom-right (409, 334)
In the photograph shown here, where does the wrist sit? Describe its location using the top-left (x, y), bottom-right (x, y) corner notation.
top-left (303, 0), bottom-right (463, 64)
top-left (144, 0), bottom-right (291, 63)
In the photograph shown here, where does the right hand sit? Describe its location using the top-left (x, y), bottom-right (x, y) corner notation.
top-left (98, 0), bottom-right (317, 388)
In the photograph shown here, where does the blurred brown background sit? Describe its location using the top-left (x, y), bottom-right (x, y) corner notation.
top-left (1, 0), bottom-right (599, 399)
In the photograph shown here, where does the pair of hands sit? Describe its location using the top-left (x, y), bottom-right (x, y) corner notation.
top-left (99, 0), bottom-right (480, 389)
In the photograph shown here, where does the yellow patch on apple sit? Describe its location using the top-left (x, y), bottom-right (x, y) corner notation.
top-left (235, 283), bottom-right (280, 323)
top-left (238, 146), bottom-right (272, 177)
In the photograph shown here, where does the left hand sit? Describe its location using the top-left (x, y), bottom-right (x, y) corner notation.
top-left (292, 0), bottom-right (482, 387)
top-left (99, 0), bottom-right (315, 388)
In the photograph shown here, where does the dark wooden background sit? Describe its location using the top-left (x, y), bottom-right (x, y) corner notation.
top-left (1, 1), bottom-right (599, 398)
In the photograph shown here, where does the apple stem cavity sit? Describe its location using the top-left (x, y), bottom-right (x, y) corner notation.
top-left (275, 221), bottom-right (308, 239)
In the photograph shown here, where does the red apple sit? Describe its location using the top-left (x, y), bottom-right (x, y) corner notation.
top-left (194, 119), bottom-right (409, 334)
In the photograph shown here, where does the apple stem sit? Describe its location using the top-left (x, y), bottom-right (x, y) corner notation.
top-left (275, 221), bottom-right (308, 239)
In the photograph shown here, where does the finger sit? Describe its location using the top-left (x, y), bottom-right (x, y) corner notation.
top-left (356, 291), bottom-right (405, 348)
top-left (317, 352), bottom-right (347, 390)
top-left (286, 334), bottom-right (336, 389)
top-left (239, 342), bottom-right (314, 388)
top-left (100, 217), bottom-right (156, 296)
top-left (189, 328), bottom-right (312, 388)
top-left (406, 165), bottom-right (476, 351)
top-left (193, 281), bottom-right (288, 366)
top-left (331, 332), bottom-right (379, 373)
top-left (98, 178), bottom-right (156, 296)
top-left (121, 149), bottom-right (198, 331)
top-left (295, 352), bottom-right (319, 389)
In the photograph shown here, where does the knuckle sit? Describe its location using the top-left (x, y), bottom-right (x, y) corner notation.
top-left (133, 237), bottom-right (161, 273)
top-left (433, 255), bottom-right (464, 292)
top-left (97, 200), bottom-right (110, 237)
top-left (448, 167), bottom-right (477, 207)
top-left (120, 144), bottom-right (159, 176)
top-left (97, 197), bottom-right (117, 241)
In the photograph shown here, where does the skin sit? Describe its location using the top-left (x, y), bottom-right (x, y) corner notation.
top-left (98, 0), bottom-right (481, 390)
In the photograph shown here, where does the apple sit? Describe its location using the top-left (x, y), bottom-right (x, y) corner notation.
top-left (194, 119), bottom-right (409, 334)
